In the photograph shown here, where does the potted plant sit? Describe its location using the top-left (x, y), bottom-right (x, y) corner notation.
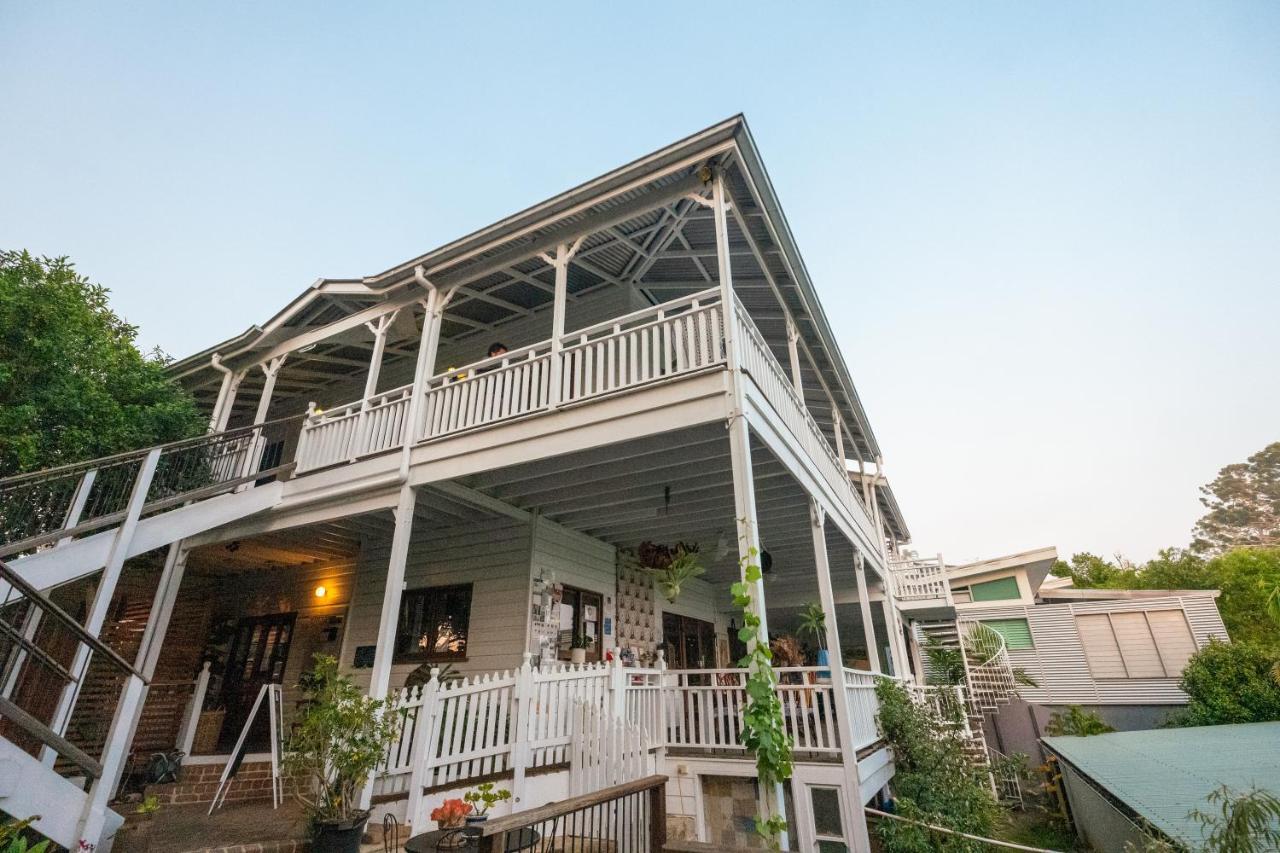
top-left (796, 602), bottom-right (830, 675)
top-left (570, 633), bottom-right (590, 665)
top-left (463, 782), bottom-right (512, 825)
top-left (430, 798), bottom-right (472, 846)
top-left (283, 654), bottom-right (403, 853)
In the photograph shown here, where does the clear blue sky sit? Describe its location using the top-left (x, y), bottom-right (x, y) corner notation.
top-left (3, 2), bottom-right (1277, 563)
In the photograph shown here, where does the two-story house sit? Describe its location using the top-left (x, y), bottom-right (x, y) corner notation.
top-left (1, 116), bottom-right (922, 852)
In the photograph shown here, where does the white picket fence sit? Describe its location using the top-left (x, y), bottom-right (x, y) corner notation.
top-left (569, 699), bottom-right (650, 797)
top-left (381, 658), bottom-right (885, 829)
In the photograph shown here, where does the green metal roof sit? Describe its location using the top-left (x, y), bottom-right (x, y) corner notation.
top-left (1044, 722), bottom-right (1280, 847)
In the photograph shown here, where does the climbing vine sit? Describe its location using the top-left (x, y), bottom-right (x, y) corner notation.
top-left (730, 546), bottom-right (793, 848)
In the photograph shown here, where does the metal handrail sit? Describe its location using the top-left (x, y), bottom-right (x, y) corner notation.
top-left (0, 559), bottom-right (142, 679)
top-left (0, 413), bottom-right (304, 488)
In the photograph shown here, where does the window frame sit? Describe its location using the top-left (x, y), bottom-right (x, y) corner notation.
top-left (557, 584), bottom-right (604, 663)
top-left (393, 582), bottom-right (474, 664)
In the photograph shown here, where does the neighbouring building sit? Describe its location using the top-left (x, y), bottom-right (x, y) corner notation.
top-left (890, 546), bottom-right (1229, 759)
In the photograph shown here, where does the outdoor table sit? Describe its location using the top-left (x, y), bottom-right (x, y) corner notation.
top-left (404, 826), bottom-right (540, 852)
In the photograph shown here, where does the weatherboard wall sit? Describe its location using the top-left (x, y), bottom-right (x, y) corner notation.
top-left (965, 594), bottom-right (1227, 705)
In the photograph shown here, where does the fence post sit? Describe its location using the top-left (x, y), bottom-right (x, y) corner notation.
top-left (654, 650), bottom-right (668, 767)
top-left (510, 653), bottom-right (534, 805)
top-left (649, 779), bottom-right (667, 852)
top-left (610, 652), bottom-right (627, 721)
top-left (177, 662), bottom-right (212, 755)
top-left (406, 671), bottom-right (441, 831)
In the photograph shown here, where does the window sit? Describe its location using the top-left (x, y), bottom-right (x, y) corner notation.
top-left (969, 576), bottom-right (1022, 602)
top-left (394, 584), bottom-right (472, 663)
top-left (809, 786), bottom-right (848, 852)
top-left (981, 618), bottom-right (1034, 650)
top-left (1076, 609), bottom-right (1197, 679)
top-left (557, 585), bottom-right (603, 662)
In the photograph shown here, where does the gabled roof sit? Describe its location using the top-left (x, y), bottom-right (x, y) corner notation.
top-left (168, 115), bottom-right (886, 462)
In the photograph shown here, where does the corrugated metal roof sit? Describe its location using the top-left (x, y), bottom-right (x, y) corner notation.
top-left (1044, 722), bottom-right (1280, 846)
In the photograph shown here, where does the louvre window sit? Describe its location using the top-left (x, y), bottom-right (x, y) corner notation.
top-left (1076, 609), bottom-right (1197, 679)
top-left (980, 618), bottom-right (1034, 650)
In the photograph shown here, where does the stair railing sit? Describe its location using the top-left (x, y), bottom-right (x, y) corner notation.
top-left (958, 621), bottom-right (1019, 714)
top-left (0, 558), bottom-right (144, 782)
top-left (0, 415), bottom-right (301, 558)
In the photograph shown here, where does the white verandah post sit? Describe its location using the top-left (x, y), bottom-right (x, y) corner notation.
top-left (78, 541), bottom-right (191, 847)
top-left (809, 499), bottom-right (874, 853)
top-left (714, 169), bottom-right (788, 847)
top-left (854, 551), bottom-right (881, 675)
top-left (46, 447), bottom-right (161, 756)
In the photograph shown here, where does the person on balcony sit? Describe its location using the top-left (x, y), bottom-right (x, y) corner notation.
top-left (477, 342), bottom-right (508, 375)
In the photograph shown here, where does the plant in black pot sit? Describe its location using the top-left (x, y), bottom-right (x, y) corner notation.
top-left (283, 654), bottom-right (403, 853)
top-left (463, 782), bottom-right (512, 827)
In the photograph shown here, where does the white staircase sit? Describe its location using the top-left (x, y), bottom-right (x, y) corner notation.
top-left (910, 619), bottom-right (1021, 798)
top-left (0, 421), bottom-right (295, 849)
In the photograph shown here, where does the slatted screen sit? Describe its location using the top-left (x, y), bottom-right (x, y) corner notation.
top-left (1076, 614), bottom-right (1127, 679)
top-left (1076, 609), bottom-right (1199, 679)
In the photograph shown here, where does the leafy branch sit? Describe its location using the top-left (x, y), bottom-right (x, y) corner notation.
top-left (730, 546), bottom-right (793, 850)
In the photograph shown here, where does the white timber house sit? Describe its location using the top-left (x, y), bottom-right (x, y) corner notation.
top-left (0, 115), bottom-right (1223, 851)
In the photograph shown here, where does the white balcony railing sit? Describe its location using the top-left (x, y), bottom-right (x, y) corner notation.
top-left (296, 385), bottom-right (412, 472)
top-left (732, 297), bottom-right (876, 542)
top-left (888, 554), bottom-right (952, 603)
top-left (295, 288), bottom-right (726, 472)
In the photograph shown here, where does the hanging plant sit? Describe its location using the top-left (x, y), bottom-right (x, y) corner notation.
top-left (634, 540), bottom-right (706, 603)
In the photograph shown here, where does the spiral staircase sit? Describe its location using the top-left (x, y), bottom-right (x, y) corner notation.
top-left (911, 619), bottom-right (1022, 801)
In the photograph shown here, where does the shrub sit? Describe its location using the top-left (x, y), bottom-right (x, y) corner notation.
top-left (874, 679), bottom-right (1001, 851)
top-left (1044, 706), bottom-right (1115, 737)
top-left (1172, 640), bottom-right (1280, 726)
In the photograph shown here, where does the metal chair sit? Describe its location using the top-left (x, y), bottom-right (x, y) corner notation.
top-left (383, 812), bottom-right (401, 852)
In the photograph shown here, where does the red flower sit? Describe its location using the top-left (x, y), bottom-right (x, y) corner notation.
top-left (431, 799), bottom-right (472, 824)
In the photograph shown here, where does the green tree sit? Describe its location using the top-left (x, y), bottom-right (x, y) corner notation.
top-left (1052, 547), bottom-right (1280, 656)
top-left (1205, 548), bottom-right (1280, 654)
top-left (1172, 640), bottom-right (1280, 727)
top-left (0, 251), bottom-right (204, 476)
top-left (1193, 441), bottom-right (1280, 555)
top-left (1050, 552), bottom-right (1136, 589)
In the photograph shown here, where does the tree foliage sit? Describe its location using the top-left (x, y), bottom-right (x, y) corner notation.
top-left (0, 250), bottom-right (204, 476)
top-left (1193, 442), bottom-right (1280, 554)
top-left (873, 679), bottom-right (1001, 851)
top-left (1171, 640), bottom-right (1280, 727)
top-left (1190, 785), bottom-right (1280, 853)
